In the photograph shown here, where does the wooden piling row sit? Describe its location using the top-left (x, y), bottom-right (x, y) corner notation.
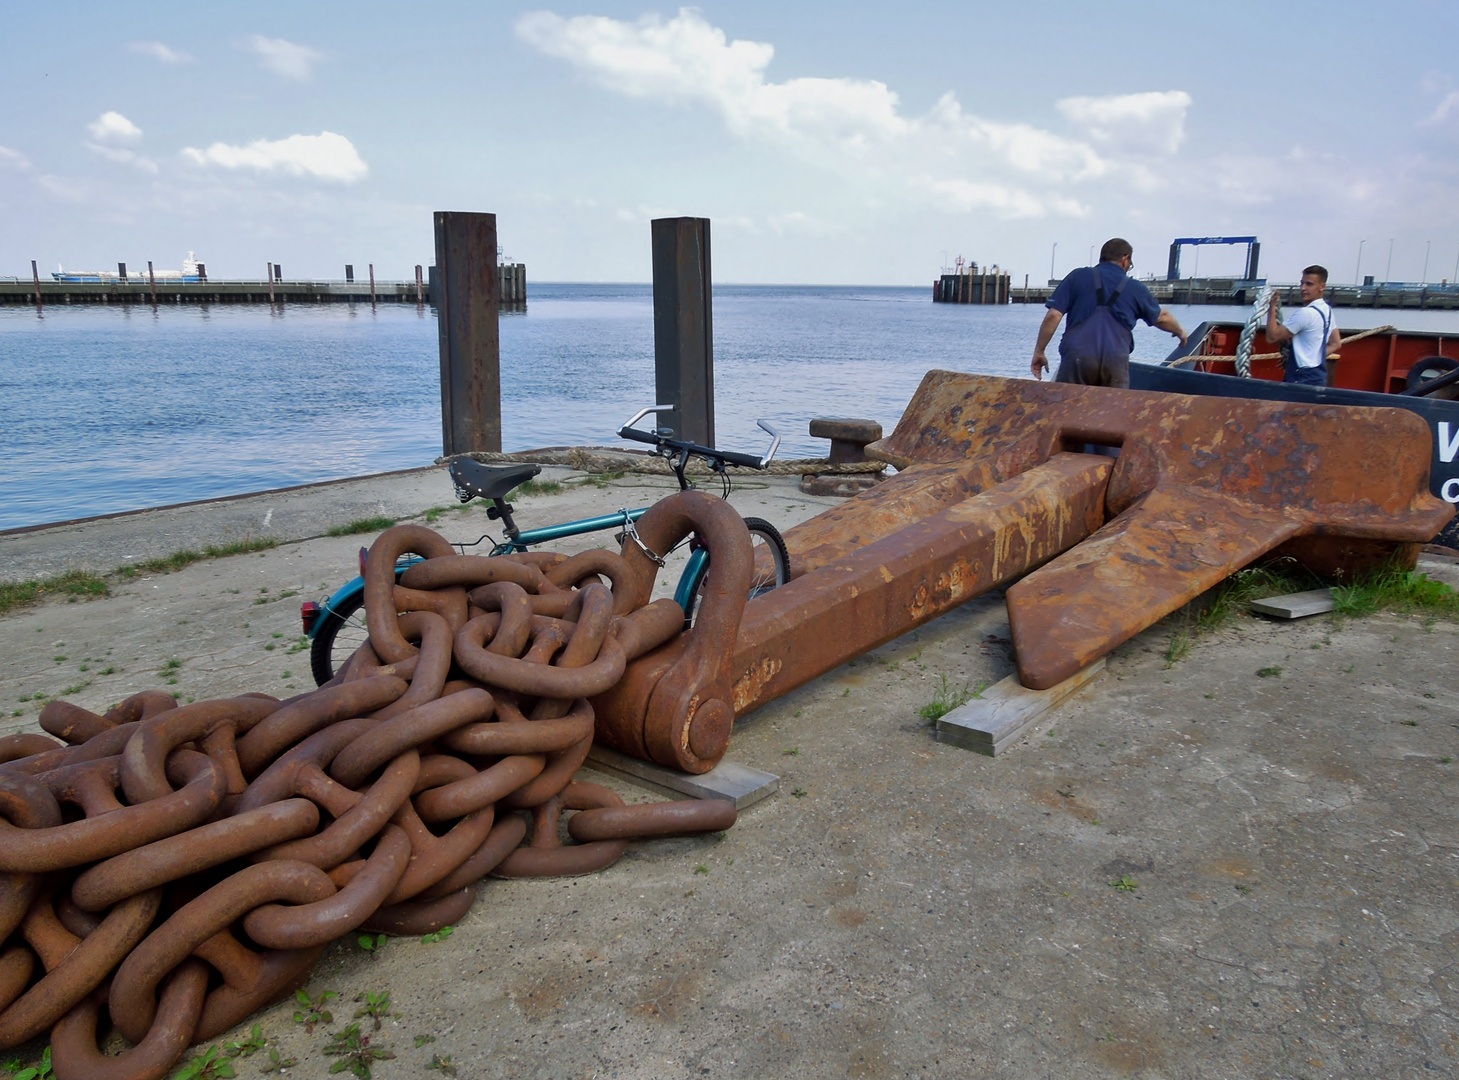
top-left (933, 267), bottom-right (1011, 304)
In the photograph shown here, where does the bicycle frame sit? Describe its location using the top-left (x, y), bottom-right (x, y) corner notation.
top-left (303, 506), bottom-right (653, 640)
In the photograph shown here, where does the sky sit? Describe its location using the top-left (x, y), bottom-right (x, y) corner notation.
top-left (4, 2), bottom-right (1459, 286)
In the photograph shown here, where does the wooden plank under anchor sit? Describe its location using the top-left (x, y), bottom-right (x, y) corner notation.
top-left (586, 745), bottom-right (779, 809)
top-left (1249, 588), bottom-right (1335, 620)
top-left (935, 659), bottom-right (1106, 757)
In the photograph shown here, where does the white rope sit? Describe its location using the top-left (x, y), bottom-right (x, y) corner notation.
top-left (1235, 286), bottom-right (1277, 378)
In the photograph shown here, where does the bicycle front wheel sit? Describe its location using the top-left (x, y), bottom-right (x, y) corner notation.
top-left (310, 593), bottom-right (370, 686)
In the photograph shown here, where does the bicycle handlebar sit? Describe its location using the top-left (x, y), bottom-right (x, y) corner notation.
top-left (618, 406), bottom-right (782, 469)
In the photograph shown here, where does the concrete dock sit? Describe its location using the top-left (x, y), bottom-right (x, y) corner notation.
top-left (2, 468), bottom-right (1456, 1078)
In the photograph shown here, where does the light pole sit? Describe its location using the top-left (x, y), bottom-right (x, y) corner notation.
top-left (1422, 240), bottom-right (1431, 284)
top-left (1385, 238), bottom-right (1394, 283)
top-left (1355, 239), bottom-right (1365, 285)
top-left (1050, 242), bottom-right (1057, 283)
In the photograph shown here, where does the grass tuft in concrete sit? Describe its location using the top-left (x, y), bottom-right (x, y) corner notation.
top-left (1331, 561), bottom-right (1459, 620)
top-left (916, 674), bottom-right (984, 722)
top-left (0, 570), bottom-right (110, 616)
top-left (1165, 562), bottom-right (1321, 666)
top-left (124, 537), bottom-right (279, 576)
top-left (327, 517), bottom-right (397, 537)
top-left (515, 478), bottom-right (564, 497)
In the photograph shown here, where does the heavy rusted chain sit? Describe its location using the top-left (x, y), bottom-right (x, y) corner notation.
top-left (0, 513), bottom-right (742, 1078)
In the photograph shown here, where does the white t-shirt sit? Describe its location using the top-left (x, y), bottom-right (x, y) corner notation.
top-left (1283, 299), bottom-right (1333, 369)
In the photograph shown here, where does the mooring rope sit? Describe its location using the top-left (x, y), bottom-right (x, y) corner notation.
top-left (436, 447), bottom-right (887, 476)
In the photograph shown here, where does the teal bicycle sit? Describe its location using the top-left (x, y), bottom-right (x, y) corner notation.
top-left (302, 406), bottom-right (790, 685)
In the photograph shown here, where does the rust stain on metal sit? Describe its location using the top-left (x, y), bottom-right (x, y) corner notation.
top-left (732, 658), bottom-right (784, 713)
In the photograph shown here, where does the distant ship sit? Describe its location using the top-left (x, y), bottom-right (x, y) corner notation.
top-left (52, 252), bottom-right (206, 283)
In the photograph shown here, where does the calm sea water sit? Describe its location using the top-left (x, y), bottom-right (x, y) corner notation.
top-left (4, 284), bottom-right (1456, 530)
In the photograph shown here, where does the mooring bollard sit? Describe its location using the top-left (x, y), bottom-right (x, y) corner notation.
top-left (801, 417), bottom-right (884, 496)
top-left (434, 210), bottom-right (502, 455)
top-left (651, 217), bottom-right (715, 447)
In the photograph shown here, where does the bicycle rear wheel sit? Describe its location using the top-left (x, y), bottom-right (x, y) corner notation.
top-left (310, 593), bottom-right (369, 686)
top-left (685, 517), bottom-right (789, 625)
top-left (743, 517), bottom-right (790, 598)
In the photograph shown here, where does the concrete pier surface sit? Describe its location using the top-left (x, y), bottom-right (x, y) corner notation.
top-left (2, 470), bottom-right (1457, 1079)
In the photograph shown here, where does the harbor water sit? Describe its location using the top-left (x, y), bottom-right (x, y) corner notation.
top-left (4, 284), bottom-right (1456, 531)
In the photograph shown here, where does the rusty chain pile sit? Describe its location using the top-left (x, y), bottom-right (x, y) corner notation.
top-left (0, 523), bottom-right (735, 1080)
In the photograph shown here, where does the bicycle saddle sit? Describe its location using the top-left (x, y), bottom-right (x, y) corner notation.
top-left (448, 458), bottom-right (541, 502)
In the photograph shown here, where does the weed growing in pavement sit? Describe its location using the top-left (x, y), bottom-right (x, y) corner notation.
top-left (356, 932), bottom-right (387, 956)
top-left (1256, 666), bottom-right (1283, 678)
top-left (792, 787), bottom-right (808, 799)
top-left (172, 1045), bottom-right (235, 1079)
top-left (426, 1054), bottom-right (458, 1075)
top-left (419, 925), bottom-right (454, 945)
top-left (224, 1024), bottom-right (268, 1059)
top-left (6, 1047), bottom-right (51, 1080)
top-left (1108, 875), bottom-right (1138, 892)
top-left (354, 991), bottom-right (392, 1030)
top-left (916, 674), bottom-right (985, 722)
top-left (328, 517), bottom-right (397, 537)
top-left (322, 1022), bottom-right (394, 1078)
top-left (260, 1047), bottom-right (298, 1074)
top-left (782, 747), bottom-right (799, 755)
top-left (293, 989), bottom-right (337, 1033)
top-left (414, 1035), bottom-right (436, 1049)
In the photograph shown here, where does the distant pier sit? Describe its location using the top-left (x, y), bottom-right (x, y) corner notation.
top-left (956, 274), bottom-right (1459, 310)
top-left (0, 263), bottom-right (527, 308)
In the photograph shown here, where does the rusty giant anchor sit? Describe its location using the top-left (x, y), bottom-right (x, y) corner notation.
top-left (595, 372), bottom-right (1452, 772)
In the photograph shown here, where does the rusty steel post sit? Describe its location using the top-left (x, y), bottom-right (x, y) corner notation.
top-left (652, 217), bottom-right (714, 447)
top-left (435, 211), bottom-right (502, 456)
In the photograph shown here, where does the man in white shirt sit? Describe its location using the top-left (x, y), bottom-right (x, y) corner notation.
top-left (1266, 265), bottom-right (1341, 386)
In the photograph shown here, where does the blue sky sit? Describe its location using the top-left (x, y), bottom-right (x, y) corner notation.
top-left (4, 2), bottom-right (1459, 285)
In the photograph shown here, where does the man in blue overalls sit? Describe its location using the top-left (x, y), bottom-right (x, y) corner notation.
top-left (1265, 265), bottom-right (1341, 385)
top-left (1030, 238), bottom-right (1188, 387)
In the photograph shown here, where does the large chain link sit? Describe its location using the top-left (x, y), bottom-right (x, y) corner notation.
top-left (0, 514), bottom-right (737, 1080)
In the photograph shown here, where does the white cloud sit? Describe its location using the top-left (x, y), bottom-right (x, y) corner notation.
top-left (87, 143), bottom-right (159, 174)
top-left (921, 177), bottom-right (1088, 219)
top-left (129, 41), bottom-right (193, 64)
top-left (181, 131), bottom-right (367, 182)
top-left (1057, 91), bottom-right (1191, 155)
top-left (1422, 90), bottom-right (1459, 127)
top-left (244, 34), bottom-right (323, 80)
top-left (516, 8), bottom-right (1175, 219)
top-left (83, 112), bottom-right (156, 172)
top-left (87, 111), bottom-right (143, 144)
top-left (0, 145), bottom-right (32, 170)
